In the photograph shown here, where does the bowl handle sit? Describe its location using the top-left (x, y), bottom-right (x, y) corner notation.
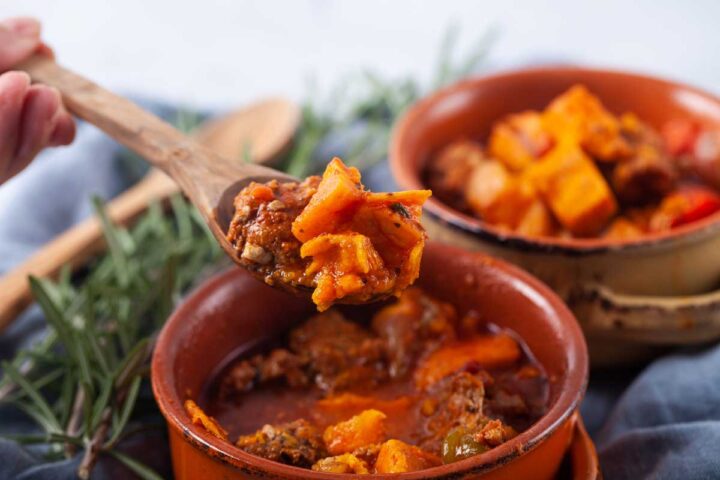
top-left (572, 282), bottom-right (720, 344)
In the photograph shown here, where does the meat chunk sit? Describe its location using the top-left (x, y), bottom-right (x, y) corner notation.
top-left (612, 144), bottom-right (677, 204)
top-left (184, 400), bottom-right (228, 441)
top-left (414, 334), bottom-right (522, 390)
top-left (289, 310), bottom-right (386, 392)
top-left (488, 111), bottom-right (554, 171)
top-left (227, 177), bottom-right (319, 285)
top-left (375, 439), bottom-right (442, 473)
top-left (323, 409), bottom-right (387, 455)
top-left (372, 287), bottom-right (457, 378)
top-left (219, 348), bottom-right (308, 397)
top-left (311, 453), bottom-right (370, 474)
top-left (236, 419), bottom-right (326, 468)
top-left (420, 372), bottom-right (487, 451)
top-left (528, 142), bottom-right (618, 236)
top-left (428, 140), bottom-right (486, 206)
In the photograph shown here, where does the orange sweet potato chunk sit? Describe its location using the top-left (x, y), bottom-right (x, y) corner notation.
top-left (488, 111), bottom-right (553, 171)
top-left (323, 409), bottom-right (387, 455)
top-left (515, 198), bottom-right (556, 237)
top-left (528, 142), bottom-right (617, 236)
top-left (184, 399), bottom-right (228, 441)
top-left (543, 85), bottom-right (631, 161)
top-left (414, 334), bottom-right (521, 389)
top-left (301, 233), bottom-right (393, 311)
top-left (375, 439), bottom-right (442, 473)
top-left (293, 159), bottom-right (364, 242)
top-left (292, 157), bottom-right (431, 310)
top-left (465, 160), bottom-right (538, 229)
top-left (312, 453), bottom-right (370, 474)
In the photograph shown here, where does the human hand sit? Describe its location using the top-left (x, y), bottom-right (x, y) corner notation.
top-left (0, 17), bottom-right (75, 183)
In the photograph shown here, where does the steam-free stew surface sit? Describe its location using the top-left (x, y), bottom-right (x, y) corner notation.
top-left (188, 288), bottom-right (548, 474)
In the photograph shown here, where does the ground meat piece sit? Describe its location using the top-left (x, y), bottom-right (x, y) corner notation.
top-left (289, 310), bottom-right (387, 392)
top-left (419, 372), bottom-right (487, 452)
top-left (236, 419), bottom-right (326, 468)
top-left (485, 388), bottom-right (528, 417)
top-left (612, 144), bottom-right (677, 204)
top-left (371, 287), bottom-right (457, 378)
top-left (427, 140), bottom-right (486, 208)
top-left (612, 113), bottom-right (678, 204)
top-left (350, 443), bottom-right (382, 466)
top-left (227, 177), bottom-right (320, 287)
top-left (220, 348), bottom-right (309, 398)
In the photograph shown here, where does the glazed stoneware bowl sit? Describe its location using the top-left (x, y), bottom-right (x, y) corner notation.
top-left (390, 67), bottom-right (720, 364)
top-left (152, 241), bottom-right (588, 479)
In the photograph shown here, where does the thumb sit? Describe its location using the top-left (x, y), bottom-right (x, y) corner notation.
top-left (0, 17), bottom-right (41, 71)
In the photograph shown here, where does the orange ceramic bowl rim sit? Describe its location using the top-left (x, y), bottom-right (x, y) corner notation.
top-left (390, 66), bottom-right (720, 254)
top-left (152, 242), bottom-right (588, 479)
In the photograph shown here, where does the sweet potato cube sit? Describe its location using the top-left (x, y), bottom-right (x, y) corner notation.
top-left (414, 334), bottom-right (521, 389)
top-left (184, 399), bottom-right (228, 441)
top-left (375, 439), bottom-right (442, 473)
top-left (323, 409), bottom-right (387, 455)
top-left (465, 161), bottom-right (537, 229)
top-left (515, 199), bottom-right (556, 237)
top-left (543, 85), bottom-right (631, 161)
top-left (488, 111), bottom-right (553, 171)
top-left (301, 233), bottom-right (392, 311)
top-left (528, 142), bottom-right (617, 236)
top-left (312, 453), bottom-right (370, 474)
top-left (292, 157), bottom-right (364, 242)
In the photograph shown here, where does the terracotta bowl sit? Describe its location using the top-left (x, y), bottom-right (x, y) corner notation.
top-left (390, 67), bottom-right (720, 364)
top-left (152, 241), bottom-right (588, 479)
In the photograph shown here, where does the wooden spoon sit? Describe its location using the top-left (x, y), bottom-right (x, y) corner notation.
top-left (0, 97), bottom-right (300, 332)
top-left (13, 54), bottom-right (303, 296)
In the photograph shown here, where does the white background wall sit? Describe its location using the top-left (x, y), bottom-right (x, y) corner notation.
top-left (1, 0), bottom-right (717, 109)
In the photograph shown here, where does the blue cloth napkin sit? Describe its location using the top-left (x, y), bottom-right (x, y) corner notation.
top-left (2, 102), bottom-right (720, 480)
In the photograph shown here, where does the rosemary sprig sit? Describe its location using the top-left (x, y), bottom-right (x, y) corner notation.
top-left (0, 196), bottom-right (223, 479)
top-left (0, 27), bottom-right (494, 479)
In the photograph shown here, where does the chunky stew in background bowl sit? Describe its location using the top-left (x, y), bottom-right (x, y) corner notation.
top-left (427, 85), bottom-right (720, 240)
top-left (185, 287), bottom-right (548, 474)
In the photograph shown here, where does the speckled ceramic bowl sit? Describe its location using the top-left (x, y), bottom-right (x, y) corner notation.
top-left (390, 67), bottom-right (720, 364)
top-left (152, 241), bottom-right (588, 479)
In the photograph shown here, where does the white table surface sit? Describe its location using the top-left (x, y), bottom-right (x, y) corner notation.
top-left (1, 0), bottom-right (718, 110)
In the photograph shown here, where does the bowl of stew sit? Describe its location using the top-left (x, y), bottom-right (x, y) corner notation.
top-left (151, 241), bottom-right (588, 479)
top-left (390, 67), bottom-right (720, 363)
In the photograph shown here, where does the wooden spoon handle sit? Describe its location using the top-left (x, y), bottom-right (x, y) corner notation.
top-left (17, 54), bottom-right (191, 175)
top-left (0, 171), bottom-right (177, 332)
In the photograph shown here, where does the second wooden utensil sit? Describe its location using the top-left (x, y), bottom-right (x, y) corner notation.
top-left (0, 97), bottom-right (299, 332)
